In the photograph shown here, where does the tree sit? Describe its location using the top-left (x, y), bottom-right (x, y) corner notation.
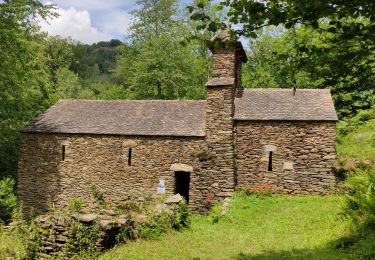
top-left (0, 0), bottom-right (55, 178)
top-left (116, 0), bottom-right (210, 100)
top-left (44, 36), bottom-right (74, 85)
top-left (189, 0), bottom-right (375, 42)
top-left (242, 26), bottom-right (375, 117)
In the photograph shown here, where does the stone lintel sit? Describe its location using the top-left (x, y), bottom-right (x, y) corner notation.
top-left (170, 163), bottom-right (193, 172)
top-left (264, 145), bottom-right (277, 152)
top-left (206, 77), bottom-right (235, 87)
top-left (122, 140), bottom-right (137, 147)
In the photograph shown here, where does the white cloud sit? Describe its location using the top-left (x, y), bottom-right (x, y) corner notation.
top-left (46, 0), bottom-right (136, 12)
top-left (40, 6), bottom-right (113, 44)
top-left (40, 2), bottom-right (133, 43)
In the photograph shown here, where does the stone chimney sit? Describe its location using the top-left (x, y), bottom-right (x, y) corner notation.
top-left (204, 29), bottom-right (247, 204)
top-left (209, 29), bottom-right (247, 89)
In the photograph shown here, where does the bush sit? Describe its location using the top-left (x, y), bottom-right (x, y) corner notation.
top-left (0, 177), bottom-right (17, 224)
top-left (337, 107), bottom-right (375, 137)
top-left (170, 202), bottom-right (191, 230)
top-left (208, 202), bottom-right (224, 224)
top-left (344, 168), bottom-right (375, 229)
top-left (91, 184), bottom-right (106, 208)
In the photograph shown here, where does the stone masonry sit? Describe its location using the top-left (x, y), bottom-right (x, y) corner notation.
top-left (18, 134), bottom-right (215, 215)
top-left (235, 121), bottom-right (337, 194)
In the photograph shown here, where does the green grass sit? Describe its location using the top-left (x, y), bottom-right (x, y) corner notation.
top-left (0, 225), bottom-right (27, 260)
top-left (337, 108), bottom-right (375, 162)
top-left (101, 195), bottom-right (357, 260)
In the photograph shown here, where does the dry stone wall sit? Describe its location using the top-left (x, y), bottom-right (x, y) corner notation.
top-left (18, 133), bottom-right (227, 216)
top-left (205, 85), bottom-right (236, 199)
top-left (235, 121), bottom-right (337, 194)
top-left (203, 45), bottom-right (244, 200)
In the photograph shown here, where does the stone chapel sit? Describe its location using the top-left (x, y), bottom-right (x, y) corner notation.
top-left (18, 32), bottom-right (338, 215)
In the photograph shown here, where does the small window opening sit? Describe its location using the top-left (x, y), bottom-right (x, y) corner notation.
top-left (128, 148), bottom-right (132, 166)
top-left (62, 145), bottom-right (66, 161)
top-left (268, 151), bottom-right (273, 171)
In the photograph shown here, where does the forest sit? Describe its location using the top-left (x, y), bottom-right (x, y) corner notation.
top-left (1, 0), bottom-right (375, 257)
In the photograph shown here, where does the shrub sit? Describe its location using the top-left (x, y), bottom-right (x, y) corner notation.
top-left (170, 202), bottom-right (191, 230)
top-left (67, 220), bottom-right (99, 257)
top-left (208, 202), bottom-right (224, 224)
top-left (91, 184), bottom-right (106, 207)
top-left (68, 198), bottom-right (85, 214)
top-left (344, 168), bottom-right (375, 229)
top-left (139, 212), bottom-right (171, 239)
top-left (0, 177), bottom-right (17, 224)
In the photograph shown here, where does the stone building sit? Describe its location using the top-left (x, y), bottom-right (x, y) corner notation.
top-left (18, 34), bottom-right (338, 215)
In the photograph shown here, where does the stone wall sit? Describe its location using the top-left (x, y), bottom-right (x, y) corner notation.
top-left (18, 133), bottom-right (228, 216)
top-left (235, 121), bottom-right (337, 194)
top-left (204, 44), bottom-right (246, 201)
top-left (211, 48), bottom-right (236, 78)
top-left (205, 85), bottom-right (236, 199)
top-left (29, 194), bottom-right (187, 258)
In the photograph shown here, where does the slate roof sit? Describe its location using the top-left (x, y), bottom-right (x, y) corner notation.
top-left (22, 88), bottom-right (337, 136)
top-left (22, 100), bottom-right (207, 137)
top-left (234, 88), bottom-right (338, 121)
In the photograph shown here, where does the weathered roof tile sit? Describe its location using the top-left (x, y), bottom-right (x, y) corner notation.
top-left (22, 88), bottom-right (338, 136)
top-left (22, 100), bottom-right (207, 137)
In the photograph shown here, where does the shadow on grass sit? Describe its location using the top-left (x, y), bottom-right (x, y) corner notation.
top-left (235, 248), bottom-right (351, 260)
top-left (234, 245), bottom-right (360, 260)
top-left (235, 226), bottom-right (375, 260)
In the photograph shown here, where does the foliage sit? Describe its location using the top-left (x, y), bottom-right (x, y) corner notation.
top-left (242, 25), bottom-right (375, 118)
top-left (138, 211), bottom-right (171, 239)
top-left (44, 36), bottom-right (75, 86)
top-left (336, 106), bottom-right (375, 166)
top-left (66, 220), bottom-right (99, 258)
top-left (116, 0), bottom-right (210, 100)
top-left (0, 177), bottom-right (17, 223)
top-left (68, 198), bottom-right (85, 214)
top-left (344, 168), bottom-right (375, 228)
top-left (336, 168), bottom-right (375, 258)
top-left (208, 201), bottom-right (223, 224)
top-left (91, 184), bottom-right (106, 208)
top-left (189, 0), bottom-right (375, 44)
top-left (170, 202), bottom-right (191, 230)
top-left (70, 39), bottom-right (123, 79)
top-left (0, 0), bottom-right (55, 178)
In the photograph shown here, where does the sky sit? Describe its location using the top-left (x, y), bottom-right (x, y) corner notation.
top-left (40, 0), bottom-right (191, 44)
top-left (40, 0), bottom-right (137, 43)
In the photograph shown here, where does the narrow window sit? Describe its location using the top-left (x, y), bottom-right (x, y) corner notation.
top-left (268, 151), bottom-right (273, 171)
top-left (62, 145), bottom-right (66, 161)
top-left (128, 148), bottom-right (132, 166)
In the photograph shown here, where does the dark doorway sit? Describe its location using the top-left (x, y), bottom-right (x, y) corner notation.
top-left (175, 171), bottom-right (190, 203)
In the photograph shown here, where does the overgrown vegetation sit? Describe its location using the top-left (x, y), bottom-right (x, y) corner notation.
top-left (333, 105), bottom-right (375, 258)
top-left (0, 177), bottom-right (17, 224)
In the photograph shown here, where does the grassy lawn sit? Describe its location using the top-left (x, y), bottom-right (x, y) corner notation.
top-left (101, 195), bottom-right (355, 260)
top-left (337, 109), bottom-right (375, 162)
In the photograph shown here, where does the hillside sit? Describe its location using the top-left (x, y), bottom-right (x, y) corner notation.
top-left (336, 107), bottom-right (375, 168)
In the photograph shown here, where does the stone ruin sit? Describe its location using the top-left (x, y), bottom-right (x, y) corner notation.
top-left (29, 194), bottom-right (187, 259)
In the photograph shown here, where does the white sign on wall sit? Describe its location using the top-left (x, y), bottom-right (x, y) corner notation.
top-left (157, 179), bottom-right (166, 194)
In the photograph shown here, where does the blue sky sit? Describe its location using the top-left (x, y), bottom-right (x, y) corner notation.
top-left (41, 0), bottom-right (192, 44)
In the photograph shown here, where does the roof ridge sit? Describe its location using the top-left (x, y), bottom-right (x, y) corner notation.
top-left (59, 99), bottom-right (207, 103)
top-left (241, 88), bottom-right (330, 91)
